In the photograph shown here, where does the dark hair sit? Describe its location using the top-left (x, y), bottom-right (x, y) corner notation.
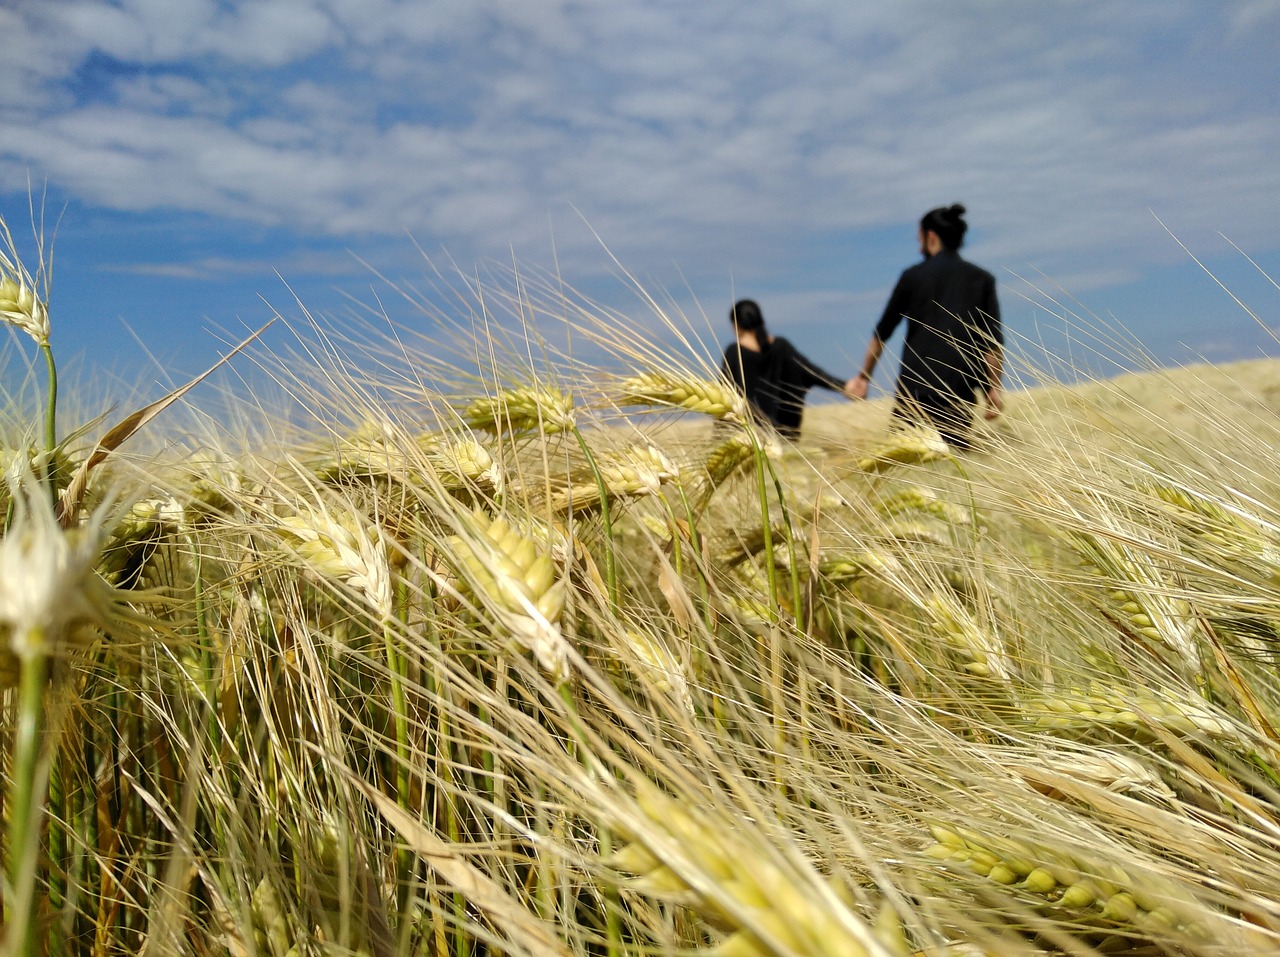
top-left (920, 203), bottom-right (968, 250)
top-left (730, 299), bottom-right (769, 343)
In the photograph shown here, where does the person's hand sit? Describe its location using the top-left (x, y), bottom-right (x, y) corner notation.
top-left (983, 385), bottom-right (1004, 419)
top-left (845, 375), bottom-right (869, 400)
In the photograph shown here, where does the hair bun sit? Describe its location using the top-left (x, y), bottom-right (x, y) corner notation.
top-left (920, 204), bottom-right (970, 250)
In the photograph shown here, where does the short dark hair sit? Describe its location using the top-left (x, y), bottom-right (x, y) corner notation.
top-left (920, 204), bottom-right (968, 250)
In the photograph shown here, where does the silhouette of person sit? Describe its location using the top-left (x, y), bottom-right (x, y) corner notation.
top-left (721, 299), bottom-right (857, 439)
top-left (849, 204), bottom-right (1003, 449)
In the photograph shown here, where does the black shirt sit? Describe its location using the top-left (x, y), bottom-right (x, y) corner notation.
top-left (721, 336), bottom-right (845, 438)
top-left (874, 249), bottom-right (1002, 408)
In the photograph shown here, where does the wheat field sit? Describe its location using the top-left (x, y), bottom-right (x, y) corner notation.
top-left (4, 228), bottom-right (1280, 956)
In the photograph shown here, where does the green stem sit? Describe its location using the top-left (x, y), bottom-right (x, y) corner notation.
top-left (751, 441), bottom-right (780, 617)
top-left (571, 429), bottom-right (619, 607)
top-left (46, 746), bottom-right (65, 931)
top-left (382, 622), bottom-right (410, 799)
top-left (434, 687), bottom-right (471, 957)
top-left (6, 645), bottom-right (50, 957)
top-left (749, 438), bottom-right (787, 772)
top-left (382, 617), bottom-right (412, 914)
top-left (192, 548), bottom-right (223, 758)
top-left (672, 484), bottom-right (714, 630)
top-left (40, 342), bottom-right (58, 495)
top-left (765, 456), bottom-right (804, 623)
top-left (552, 682), bottom-right (620, 957)
top-left (598, 826), bottom-right (624, 957)
top-left (41, 342), bottom-right (57, 454)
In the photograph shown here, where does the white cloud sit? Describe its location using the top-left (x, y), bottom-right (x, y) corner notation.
top-left (49, 0), bottom-right (339, 66)
top-left (1228, 0), bottom-right (1280, 34)
top-left (1, 0), bottom-right (1277, 313)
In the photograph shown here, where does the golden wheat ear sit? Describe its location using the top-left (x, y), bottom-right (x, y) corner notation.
top-left (0, 217), bottom-right (50, 346)
top-left (462, 384), bottom-right (577, 436)
top-left (617, 370), bottom-right (749, 421)
top-left (857, 427), bottom-right (950, 473)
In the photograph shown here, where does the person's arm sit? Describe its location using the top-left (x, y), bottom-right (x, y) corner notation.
top-left (789, 341), bottom-right (848, 394)
top-left (847, 336), bottom-right (884, 400)
top-left (849, 273), bottom-right (909, 399)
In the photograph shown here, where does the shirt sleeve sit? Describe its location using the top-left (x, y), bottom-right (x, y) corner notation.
top-left (977, 273), bottom-right (1002, 347)
top-left (874, 273), bottom-right (911, 343)
top-left (791, 347), bottom-right (846, 392)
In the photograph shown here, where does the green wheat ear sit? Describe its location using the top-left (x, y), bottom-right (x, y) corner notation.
top-left (549, 444), bottom-right (680, 514)
top-left (423, 434), bottom-right (505, 497)
top-left (857, 427), bottom-right (950, 473)
top-left (463, 384), bottom-right (576, 435)
top-left (277, 503), bottom-right (395, 621)
top-left (618, 371), bottom-right (749, 420)
top-left (446, 509), bottom-right (571, 680)
top-left (0, 234), bottom-right (49, 346)
top-left (923, 822), bottom-right (1206, 940)
top-left (1027, 681), bottom-right (1246, 742)
top-left (608, 780), bottom-right (909, 957)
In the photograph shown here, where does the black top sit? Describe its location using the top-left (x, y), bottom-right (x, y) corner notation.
top-left (720, 336), bottom-right (845, 438)
top-left (874, 249), bottom-right (1002, 408)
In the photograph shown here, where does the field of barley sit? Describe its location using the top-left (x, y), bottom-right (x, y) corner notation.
top-left (5, 227), bottom-right (1280, 956)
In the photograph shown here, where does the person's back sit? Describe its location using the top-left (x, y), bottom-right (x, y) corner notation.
top-left (721, 299), bottom-right (851, 439)
top-left (892, 249), bottom-right (1000, 400)
top-left (850, 204), bottom-right (1003, 449)
top-left (763, 337), bottom-right (846, 438)
top-left (719, 300), bottom-right (777, 424)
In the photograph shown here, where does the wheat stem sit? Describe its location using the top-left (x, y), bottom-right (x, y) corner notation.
top-left (572, 428), bottom-right (619, 606)
top-left (5, 641), bottom-right (49, 957)
top-left (40, 342), bottom-right (58, 496)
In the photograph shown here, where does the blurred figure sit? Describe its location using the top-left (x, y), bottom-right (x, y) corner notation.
top-left (849, 204), bottom-right (1003, 449)
top-left (720, 299), bottom-right (856, 440)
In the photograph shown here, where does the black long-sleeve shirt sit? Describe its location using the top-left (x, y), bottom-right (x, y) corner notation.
top-left (874, 249), bottom-right (1002, 408)
top-left (721, 336), bottom-right (844, 438)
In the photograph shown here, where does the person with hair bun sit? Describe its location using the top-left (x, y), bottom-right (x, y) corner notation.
top-left (721, 298), bottom-right (855, 439)
top-left (848, 204), bottom-right (1004, 450)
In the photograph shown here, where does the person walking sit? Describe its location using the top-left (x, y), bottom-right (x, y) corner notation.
top-left (848, 204), bottom-right (1003, 449)
top-left (720, 299), bottom-right (855, 440)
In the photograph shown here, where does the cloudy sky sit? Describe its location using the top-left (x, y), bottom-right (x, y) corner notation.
top-left (2, 1), bottom-right (1279, 399)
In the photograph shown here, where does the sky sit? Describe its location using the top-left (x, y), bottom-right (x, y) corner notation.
top-left (2, 1), bottom-right (1280, 409)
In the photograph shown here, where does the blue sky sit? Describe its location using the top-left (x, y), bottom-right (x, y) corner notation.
top-left (2, 1), bottom-right (1279, 407)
